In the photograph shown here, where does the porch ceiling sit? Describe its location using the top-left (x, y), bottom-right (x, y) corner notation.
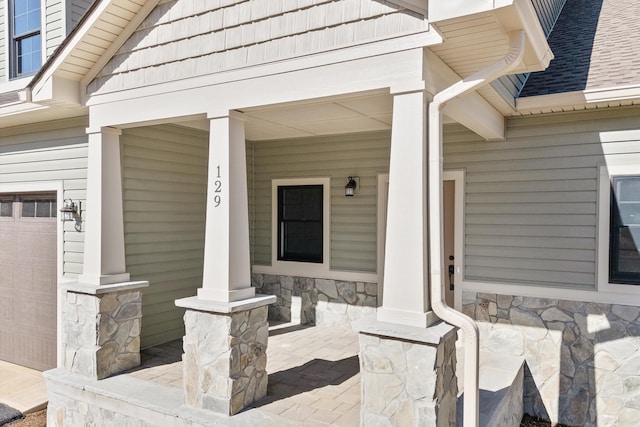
top-left (240, 92), bottom-right (394, 141)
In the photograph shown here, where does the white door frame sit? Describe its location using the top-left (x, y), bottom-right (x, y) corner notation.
top-left (377, 170), bottom-right (465, 310)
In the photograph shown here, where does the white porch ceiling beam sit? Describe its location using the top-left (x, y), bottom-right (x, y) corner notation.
top-left (444, 92), bottom-right (505, 140)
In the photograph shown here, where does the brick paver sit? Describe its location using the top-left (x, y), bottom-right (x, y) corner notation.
top-left (126, 323), bottom-right (361, 426)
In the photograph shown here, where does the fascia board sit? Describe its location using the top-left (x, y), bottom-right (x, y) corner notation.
top-left (516, 85), bottom-right (640, 112)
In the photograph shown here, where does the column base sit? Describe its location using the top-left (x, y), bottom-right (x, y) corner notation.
top-left (61, 280), bottom-right (148, 380)
top-left (176, 295), bottom-right (276, 415)
top-left (354, 319), bottom-right (458, 426)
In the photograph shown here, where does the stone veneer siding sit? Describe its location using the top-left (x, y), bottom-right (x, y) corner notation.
top-left (63, 289), bottom-right (142, 379)
top-left (463, 291), bottom-right (640, 427)
top-left (251, 273), bottom-right (378, 327)
top-left (359, 326), bottom-right (458, 426)
top-left (182, 305), bottom-right (269, 415)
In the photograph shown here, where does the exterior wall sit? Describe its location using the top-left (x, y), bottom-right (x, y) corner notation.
top-left (0, 1), bottom-right (5, 83)
top-left (444, 106), bottom-right (640, 289)
top-left (248, 131), bottom-right (390, 272)
top-left (87, 0), bottom-right (428, 95)
top-left (464, 291), bottom-right (640, 427)
top-left (69, 0), bottom-right (94, 30)
top-left (120, 124), bottom-right (208, 348)
top-left (0, 116), bottom-right (88, 277)
top-left (46, 0), bottom-right (66, 57)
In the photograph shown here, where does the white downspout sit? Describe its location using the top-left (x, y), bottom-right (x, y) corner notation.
top-left (428, 30), bottom-right (526, 427)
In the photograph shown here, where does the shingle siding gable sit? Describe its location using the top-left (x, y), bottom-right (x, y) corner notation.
top-left (87, 0), bottom-right (429, 94)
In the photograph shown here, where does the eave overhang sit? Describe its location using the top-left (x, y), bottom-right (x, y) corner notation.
top-left (515, 84), bottom-right (640, 115)
top-left (26, 0), bottom-right (160, 106)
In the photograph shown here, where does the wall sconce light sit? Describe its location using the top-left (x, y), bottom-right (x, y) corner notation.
top-left (345, 176), bottom-right (358, 197)
top-left (60, 199), bottom-right (81, 222)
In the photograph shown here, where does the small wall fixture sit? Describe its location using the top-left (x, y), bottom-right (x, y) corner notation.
top-left (60, 199), bottom-right (81, 222)
top-left (345, 176), bottom-right (358, 197)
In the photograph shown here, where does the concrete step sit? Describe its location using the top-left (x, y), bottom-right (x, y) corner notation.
top-left (456, 351), bottom-right (524, 427)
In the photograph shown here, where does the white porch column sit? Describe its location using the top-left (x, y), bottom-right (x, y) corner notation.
top-left (197, 112), bottom-right (255, 302)
top-left (79, 127), bottom-right (130, 285)
top-left (376, 88), bottom-right (436, 328)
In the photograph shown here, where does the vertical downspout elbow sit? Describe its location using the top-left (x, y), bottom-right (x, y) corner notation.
top-left (428, 31), bottom-right (526, 427)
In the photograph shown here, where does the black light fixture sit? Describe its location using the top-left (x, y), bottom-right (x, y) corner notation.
top-left (345, 176), bottom-right (357, 197)
top-left (60, 199), bottom-right (81, 222)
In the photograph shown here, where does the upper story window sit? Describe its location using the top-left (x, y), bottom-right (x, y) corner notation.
top-left (11, 0), bottom-right (42, 77)
top-left (609, 176), bottom-right (640, 284)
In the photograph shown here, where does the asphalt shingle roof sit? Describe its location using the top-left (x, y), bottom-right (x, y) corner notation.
top-left (520, 0), bottom-right (640, 97)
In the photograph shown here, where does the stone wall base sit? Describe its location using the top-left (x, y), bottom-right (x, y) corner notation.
top-left (463, 291), bottom-right (640, 427)
top-left (251, 273), bottom-right (378, 328)
top-left (177, 295), bottom-right (275, 416)
top-left (62, 281), bottom-right (148, 380)
top-left (356, 320), bottom-right (458, 426)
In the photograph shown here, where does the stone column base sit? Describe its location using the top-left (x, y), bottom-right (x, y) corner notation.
top-left (176, 295), bottom-right (276, 416)
top-left (61, 281), bottom-right (149, 380)
top-left (354, 319), bottom-right (458, 426)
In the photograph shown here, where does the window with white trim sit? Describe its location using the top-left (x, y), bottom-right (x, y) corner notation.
top-left (271, 177), bottom-right (330, 275)
top-left (277, 185), bottom-right (323, 263)
top-left (609, 175), bottom-right (640, 284)
top-left (10, 0), bottom-right (42, 77)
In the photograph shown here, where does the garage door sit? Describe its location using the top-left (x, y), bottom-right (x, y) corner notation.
top-left (0, 194), bottom-right (57, 371)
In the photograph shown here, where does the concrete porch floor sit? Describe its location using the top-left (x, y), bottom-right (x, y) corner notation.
top-left (0, 360), bottom-right (48, 414)
top-left (123, 322), bottom-right (362, 426)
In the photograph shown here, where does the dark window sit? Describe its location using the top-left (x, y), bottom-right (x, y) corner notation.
top-left (277, 185), bottom-right (323, 263)
top-left (21, 199), bottom-right (56, 218)
top-left (610, 176), bottom-right (640, 284)
top-left (11, 0), bottom-right (42, 77)
top-left (0, 201), bottom-right (13, 217)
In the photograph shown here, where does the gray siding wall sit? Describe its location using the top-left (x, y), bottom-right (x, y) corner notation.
top-left (121, 124), bottom-right (208, 348)
top-left (88, 0), bottom-right (428, 94)
top-left (496, 0), bottom-right (566, 98)
top-left (249, 131), bottom-right (390, 273)
top-left (70, 0), bottom-right (94, 30)
top-left (0, 116), bottom-right (88, 277)
top-left (444, 106), bottom-right (640, 289)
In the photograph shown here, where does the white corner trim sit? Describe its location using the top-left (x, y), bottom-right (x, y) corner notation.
top-left (270, 177), bottom-right (331, 276)
top-left (597, 164), bottom-right (640, 294)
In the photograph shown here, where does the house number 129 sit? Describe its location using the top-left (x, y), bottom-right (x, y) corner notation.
top-left (214, 165), bottom-right (222, 207)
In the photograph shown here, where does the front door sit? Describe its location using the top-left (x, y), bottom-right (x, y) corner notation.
top-left (378, 173), bottom-right (461, 309)
top-left (443, 180), bottom-right (456, 307)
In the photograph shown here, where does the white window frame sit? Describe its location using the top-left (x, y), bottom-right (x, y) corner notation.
top-left (8, 0), bottom-right (44, 79)
top-left (270, 177), bottom-right (331, 277)
top-left (597, 164), bottom-right (640, 292)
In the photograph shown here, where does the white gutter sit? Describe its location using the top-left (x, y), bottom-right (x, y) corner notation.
top-left (428, 30), bottom-right (526, 427)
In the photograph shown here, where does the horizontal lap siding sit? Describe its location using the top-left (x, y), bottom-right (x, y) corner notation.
top-left (249, 131), bottom-right (390, 272)
top-left (0, 117), bottom-right (88, 277)
top-left (0, 2), bottom-right (5, 82)
top-left (444, 107), bottom-right (640, 289)
top-left (70, 0), bottom-right (94, 30)
top-left (45, 0), bottom-right (65, 56)
top-left (121, 124), bottom-right (208, 348)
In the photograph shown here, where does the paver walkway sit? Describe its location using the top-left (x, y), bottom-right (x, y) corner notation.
top-left (126, 323), bottom-right (361, 426)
